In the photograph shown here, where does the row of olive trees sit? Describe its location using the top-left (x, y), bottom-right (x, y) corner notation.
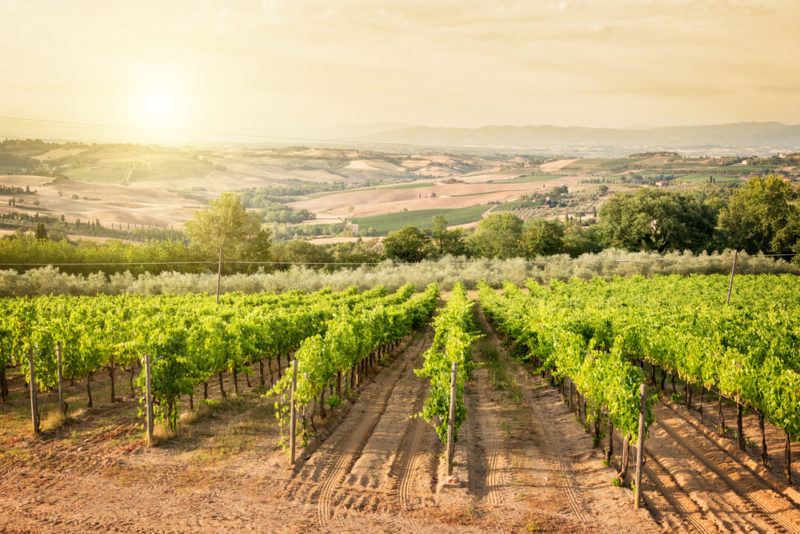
top-left (2, 251), bottom-right (796, 297)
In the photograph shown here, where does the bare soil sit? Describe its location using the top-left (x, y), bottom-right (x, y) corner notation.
top-left (635, 377), bottom-right (800, 534)
top-left (471, 307), bottom-right (659, 533)
top-left (289, 174), bottom-right (589, 218)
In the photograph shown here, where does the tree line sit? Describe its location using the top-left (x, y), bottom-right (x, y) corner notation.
top-left (1, 176), bottom-right (798, 274)
top-left (382, 175), bottom-right (800, 262)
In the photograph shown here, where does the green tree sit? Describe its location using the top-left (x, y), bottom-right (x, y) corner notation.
top-left (467, 213), bottom-right (524, 258)
top-left (271, 240), bottom-right (334, 265)
top-left (562, 223), bottom-right (603, 257)
top-left (521, 219), bottom-right (565, 257)
top-left (383, 225), bottom-right (430, 262)
top-left (718, 175), bottom-right (800, 255)
top-left (34, 223), bottom-right (47, 240)
top-left (431, 216), bottom-right (465, 257)
top-left (240, 229), bottom-right (272, 272)
top-left (184, 193), bottom-right (261, 302)
top-left (597, 189), bottom-right (717, 252)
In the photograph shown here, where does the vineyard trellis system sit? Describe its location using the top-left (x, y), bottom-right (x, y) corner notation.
top-left (0, 284), bottom-right (429, 437)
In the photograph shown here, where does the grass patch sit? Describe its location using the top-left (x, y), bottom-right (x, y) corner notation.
top-left (480, 342), bottom-right (523, 404)
top-left (353, 204), bottom-right (489, 235)
top-left (497, 174), bottom-right (555, 184)
top-left (500, 420), bottom-right (511, 439)
top-left (41, 408), bottom-right (68, 431)
top-left (676, 174), bottom-right (743, 183)
top-left (377, 181), bottom-right (435, 190)
top-left (153, 422), bottom-right (176, 443)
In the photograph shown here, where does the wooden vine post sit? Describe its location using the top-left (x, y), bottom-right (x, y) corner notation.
top-left (28, 345), bottom-right (40, 435)
top-left (446, 361), bottom-right (458, 476)
top-left (215, 247), bottom-right (224, 305)
top-left (289, 358), bottom-right (299, 464)
top-left (56, 340), bottom-right (66, 417)
top-left (144, 353), bottom-right (154, 446)
top-left (633, 383), bottom-right (646, 510)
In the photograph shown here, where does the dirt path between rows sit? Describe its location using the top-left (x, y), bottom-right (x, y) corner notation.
top-left (285, 329), bottom-right (448, 532)
top-left (471, 306), bottom-right (659, 533)
top-left (639, 401), bottom-right (800, 534)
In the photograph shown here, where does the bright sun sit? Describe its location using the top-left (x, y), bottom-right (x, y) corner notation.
top-left (137, 86), bottom-right (179, 129)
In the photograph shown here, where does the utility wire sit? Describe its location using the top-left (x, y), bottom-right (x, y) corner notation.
top-left (0, 260), bottom-right (384, 267)
top-left (0, 251), bottom-right (795, 269)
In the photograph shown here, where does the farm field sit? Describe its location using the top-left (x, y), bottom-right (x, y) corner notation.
top-left (2, 275), bottom-right (800, 532)
top-left (352, 205), bottom-right (490, 234)
top-left (2, 140), bottom-right (796, 241)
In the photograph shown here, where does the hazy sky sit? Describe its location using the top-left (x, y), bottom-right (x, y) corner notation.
top-left (1, 0), bottom-right (798, 141)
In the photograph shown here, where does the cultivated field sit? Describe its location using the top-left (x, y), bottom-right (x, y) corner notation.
top-left (4, 141), bottom-right (792, 239)
top-left (2, 279), bottom-right (799, 533)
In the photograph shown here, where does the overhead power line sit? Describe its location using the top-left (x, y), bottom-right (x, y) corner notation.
top-left (0, 260), bottom-right (384, 267)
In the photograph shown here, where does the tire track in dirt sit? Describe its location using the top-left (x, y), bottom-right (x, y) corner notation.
top-left (466, 370), bottom-right (509, 507)
top-left (653, 410), bottom-right (800, 534)
top-left (389, 379), bottom-right (435, 513)
top-left (331, 331), bottom-right (435, 525)
top-left (284, 331), bottom-right (432, 528)
top-left (474, 306), bottom-right (599, 530)
top-left (475, 304), bottom-right (664, 533)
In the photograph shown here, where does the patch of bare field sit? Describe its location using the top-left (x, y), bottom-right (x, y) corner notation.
top-left (0, 174), bottom-right (202, 229)
top-left (0, 174), bottom-right (54, 187)
top-left (32, 147), bottom-right (89, 161)
top-left (346, 159), bottom-right (406, 174)
top-left (413, 165), bottom-right (457, 178)
top-left (292, 176), bottom-right (589, 218)
top-left (292, 148), bottom-right (360, 159)
top-left (540, 158), bottom-right (579, 172)
top-left (454, 170), bottom-right (520, 184)
top-left (298, 217), bottom-right (346, 225)
top-left (401, 159), bottom-right (431, 170)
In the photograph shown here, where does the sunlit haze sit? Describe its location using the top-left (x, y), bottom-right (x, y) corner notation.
top-left (1, 0), bottom-right (799, 143)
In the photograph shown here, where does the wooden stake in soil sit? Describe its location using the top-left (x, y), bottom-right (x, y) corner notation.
top-left (289, 358), bottom-right (299, 464)
top-left (737, 402), bottom-right (746, 451)
top-left (28, 345), bottom-right (40, 435)
top-left (633, 383), bottom-right (646, 510)
top-left (785, 428), bottom-right (793, 484)
top-left (446, 361), bottom-right (458, 476)
top-left (144, 353), bottom-right (154, 446)
top-left (56, 340), bottom-right (66, 417)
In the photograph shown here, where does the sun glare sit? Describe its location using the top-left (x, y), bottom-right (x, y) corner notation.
top-left (137, 86), bottom-right (179, 130)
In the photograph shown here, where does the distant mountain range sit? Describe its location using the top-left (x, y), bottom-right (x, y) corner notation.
top-left (313, 121), bottom-right (800, 154)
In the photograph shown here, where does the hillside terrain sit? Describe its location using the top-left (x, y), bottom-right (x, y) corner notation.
top-left (2, 139), bottom-right (798, 240)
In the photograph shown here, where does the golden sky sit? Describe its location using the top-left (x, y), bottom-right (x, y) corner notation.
top-left (1, 0), bottom-right (798, 141)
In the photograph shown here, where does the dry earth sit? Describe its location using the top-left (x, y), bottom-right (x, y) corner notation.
top-left (290, 175), bottom-right (587, 218)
